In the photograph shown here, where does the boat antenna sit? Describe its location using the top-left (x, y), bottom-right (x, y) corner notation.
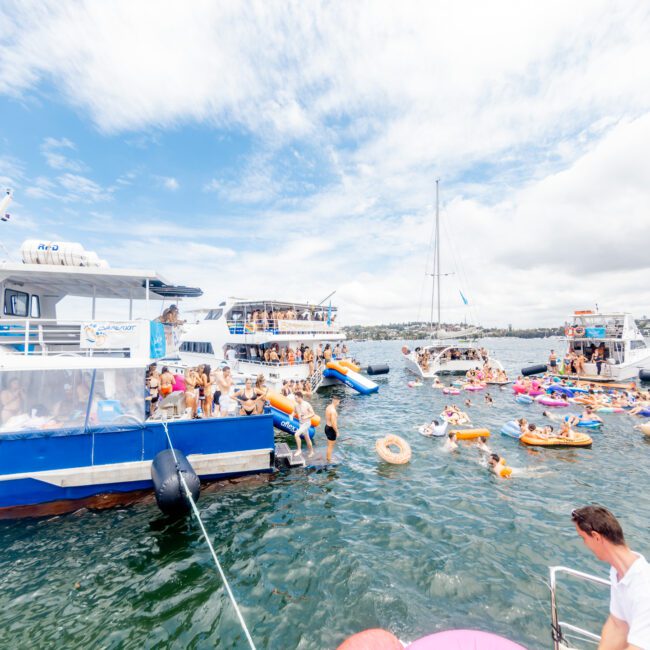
top-left (317, 290), bottom-right (336, 306)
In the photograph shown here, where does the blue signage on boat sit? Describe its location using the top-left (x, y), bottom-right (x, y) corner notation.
top-left (584, 326), bottom-right (606, 338)
top-left (149, 320), bottom-right (167, 359)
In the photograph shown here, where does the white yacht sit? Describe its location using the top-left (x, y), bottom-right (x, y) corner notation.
top-left (403, 342), bottom-right (503, 378)
top-left (178, 299), bottom-right (378, 394)
top-left (560, 309), bottom-right (650, 382)
top-left (402, 180), bottom-right (504, 378)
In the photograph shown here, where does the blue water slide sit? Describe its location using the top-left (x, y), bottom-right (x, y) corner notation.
top-left (269, 406), bottom-right (315, 439)
top-left (323, 368), bottom-right (379, 395)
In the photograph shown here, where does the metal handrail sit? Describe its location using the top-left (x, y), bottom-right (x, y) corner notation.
top-left (0, 318), bottom-right (181, 358)
top-left (549, 566), bottom-right (609, 650)
top-left (226, 319), bottom-right (341, 336)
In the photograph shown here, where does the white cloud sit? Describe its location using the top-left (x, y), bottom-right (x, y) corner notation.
top-left (41, 137), bottom-right (87, 172)
top-left (2, 2), bottom-right (650, 325)
top-left (25, 172), bottom-right (112, 203)
top-left (156, 176), bottom-right (179, 191)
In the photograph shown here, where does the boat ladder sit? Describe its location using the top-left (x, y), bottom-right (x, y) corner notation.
top-left (549, 565), bottom-right (609, 649)
top-left (308, 364), bottom-right (324, 392)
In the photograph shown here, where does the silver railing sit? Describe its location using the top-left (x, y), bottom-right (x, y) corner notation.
top-left (226, 319), bottom-right (341, 336)
top-left (550, 566), bottom-right (609, 649)
top-left (0, 318), bottom-right (180, 358)
top-left (308, 363), bottom-right (325, 392)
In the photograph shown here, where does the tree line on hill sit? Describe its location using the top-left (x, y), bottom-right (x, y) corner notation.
top-left (342, 322), bottom-right (564, 341)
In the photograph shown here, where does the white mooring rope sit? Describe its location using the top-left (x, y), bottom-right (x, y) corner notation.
top-left (162, 422), bottom-right (257, 650)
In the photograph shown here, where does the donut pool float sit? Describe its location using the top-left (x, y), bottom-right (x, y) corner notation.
top-left (375, 435), bottom-right (412, 464)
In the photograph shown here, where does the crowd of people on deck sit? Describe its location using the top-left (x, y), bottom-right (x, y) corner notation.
top-left (147, 364), bottom-right (273, 419)
top-left (548, 342), bottom-right (612, 376)
top-left (238, 307), bottom-right (337, 332)
top-left (228, 342), bottom-right (349, 370)
top-left (415, 346), bottom-right (489, 372)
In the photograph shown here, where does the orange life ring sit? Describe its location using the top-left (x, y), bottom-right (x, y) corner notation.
top-left (573, 326), bottom-right (585, 337)
top-left (500, 466), bottom-right (513, 478)
top-left (375, 435), bottom-right (412, 464)
top-left (564, 327), bottom-right (575, 337)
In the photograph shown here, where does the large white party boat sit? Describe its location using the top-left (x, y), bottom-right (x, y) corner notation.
top-left (559, 309), bottom-right (650, 382)
top-left (178, 298), bottom-right (378, 394)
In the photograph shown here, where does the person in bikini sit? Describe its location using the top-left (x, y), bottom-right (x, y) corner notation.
top-left (324, 396), bottom-right (340, 462)
top-left (254, 374), bottom-right (268, 414)
top-left (159, 366), bottom-right (174, 399)
top-left (234, 378), bottom-right (258, 416)
top-left (202, 365), bottom-right (213, 417)
top-left (184, 367), bottom-right (199, 418)
top-left (147, 367), bottom-right (161, 416)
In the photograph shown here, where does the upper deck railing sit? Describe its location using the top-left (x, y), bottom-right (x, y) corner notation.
top-left (0, 318), bottom-right (181, 360)
top-left (227, 318), bottom-right (342, 336)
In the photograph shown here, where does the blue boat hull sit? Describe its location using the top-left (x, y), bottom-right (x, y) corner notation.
top-left (0, 415), bottom-right (275, 513)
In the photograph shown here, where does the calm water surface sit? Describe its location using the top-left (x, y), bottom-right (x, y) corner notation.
top-left (1, 338), bottom-right (648, 649)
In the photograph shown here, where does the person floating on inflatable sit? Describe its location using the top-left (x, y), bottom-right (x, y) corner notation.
top-left (488, 453), bottom-right (512, 478)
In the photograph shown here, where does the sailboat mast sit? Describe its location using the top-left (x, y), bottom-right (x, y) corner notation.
top-left (436, 179), bottom-right (441, 335)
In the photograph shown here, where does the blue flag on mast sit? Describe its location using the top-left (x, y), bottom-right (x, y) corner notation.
top-left (459, 290), bottom-right (469, 305)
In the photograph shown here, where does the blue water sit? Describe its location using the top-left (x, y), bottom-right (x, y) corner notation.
top-left (0, 338), bottom-right (648, 649)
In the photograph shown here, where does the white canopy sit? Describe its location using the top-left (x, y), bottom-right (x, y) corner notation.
top-left (0, 262), bottom-right (201, 301)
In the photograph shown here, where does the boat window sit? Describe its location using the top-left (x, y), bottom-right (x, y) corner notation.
top-left (180, 341), bottom-right (214, 354)
top-left (631, 339), bottom-right (648, 350)
top-left (30, 295), bottom-right (41, 318)
top-left (205, 309), bottom-right (223, 321)
top-left (4, 288), bottom-right (29, 317)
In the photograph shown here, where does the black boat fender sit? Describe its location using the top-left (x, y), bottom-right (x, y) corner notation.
top-left (521, 363), bottom-right (548, 377)
top-left (151, 448), bottom-right (200, 516)
top-left (367, 363), bottom-right (390, 375)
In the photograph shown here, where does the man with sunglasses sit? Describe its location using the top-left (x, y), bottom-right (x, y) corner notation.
top-left (572, 505), bottom-right (650, 649)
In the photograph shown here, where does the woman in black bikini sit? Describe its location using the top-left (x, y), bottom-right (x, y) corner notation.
top-left (235, 378), bottom-right (258, 416)
top-left (254, 375), bottom-right (268, 414)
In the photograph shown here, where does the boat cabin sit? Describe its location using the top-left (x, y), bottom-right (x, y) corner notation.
top-left (0, 240), bottom-right (201, 431)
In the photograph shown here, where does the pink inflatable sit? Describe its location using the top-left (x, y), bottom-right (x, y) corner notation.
top-left (443, 388), bottom-right (460, 395)
top-left (337, 628), bottom-right (403, 649)
top-left (536, 396), bottom-right (569, 407)
top-left (406, 629), bottom-right (527, 649)
top-left (464, 385), bottom-right (485, 391)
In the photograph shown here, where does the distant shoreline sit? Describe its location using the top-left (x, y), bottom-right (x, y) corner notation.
top-left (343, 324), bottom-right (564, 341)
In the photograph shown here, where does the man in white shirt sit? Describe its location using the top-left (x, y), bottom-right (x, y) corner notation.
top-left (292, 391), bottom-right (315, 459)
top-left (572, 505), bottom-right (650, 650)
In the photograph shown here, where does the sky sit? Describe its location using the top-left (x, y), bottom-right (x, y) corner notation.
top-left (1, 1), bottom-right (650, 327)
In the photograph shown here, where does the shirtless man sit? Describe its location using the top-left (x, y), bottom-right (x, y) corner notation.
top-left (488, 453), bottom-right (510, 478)
top-left (324, 396), bottom-right (340, 462)
top-left (292, 391), bottom-right (315, 459)
top-left (215, 366), bottom-right (234, 416)
top-left (445, 431), bottom-right (458, 451)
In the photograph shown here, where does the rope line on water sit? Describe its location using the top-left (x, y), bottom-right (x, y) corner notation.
top-left (162, 422), bottom-right (257, 650)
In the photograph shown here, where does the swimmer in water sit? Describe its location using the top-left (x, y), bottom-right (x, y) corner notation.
top-left (444, 431), bottom-right (458, 451)
top-left (488, 453), bottom-right (510, 478)
top-left (484, 393), bottom-right (493, 405)
top-left (464, 398), bottom-right (472, 408)
top-left (475, 436), bottom-right (490, 453)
